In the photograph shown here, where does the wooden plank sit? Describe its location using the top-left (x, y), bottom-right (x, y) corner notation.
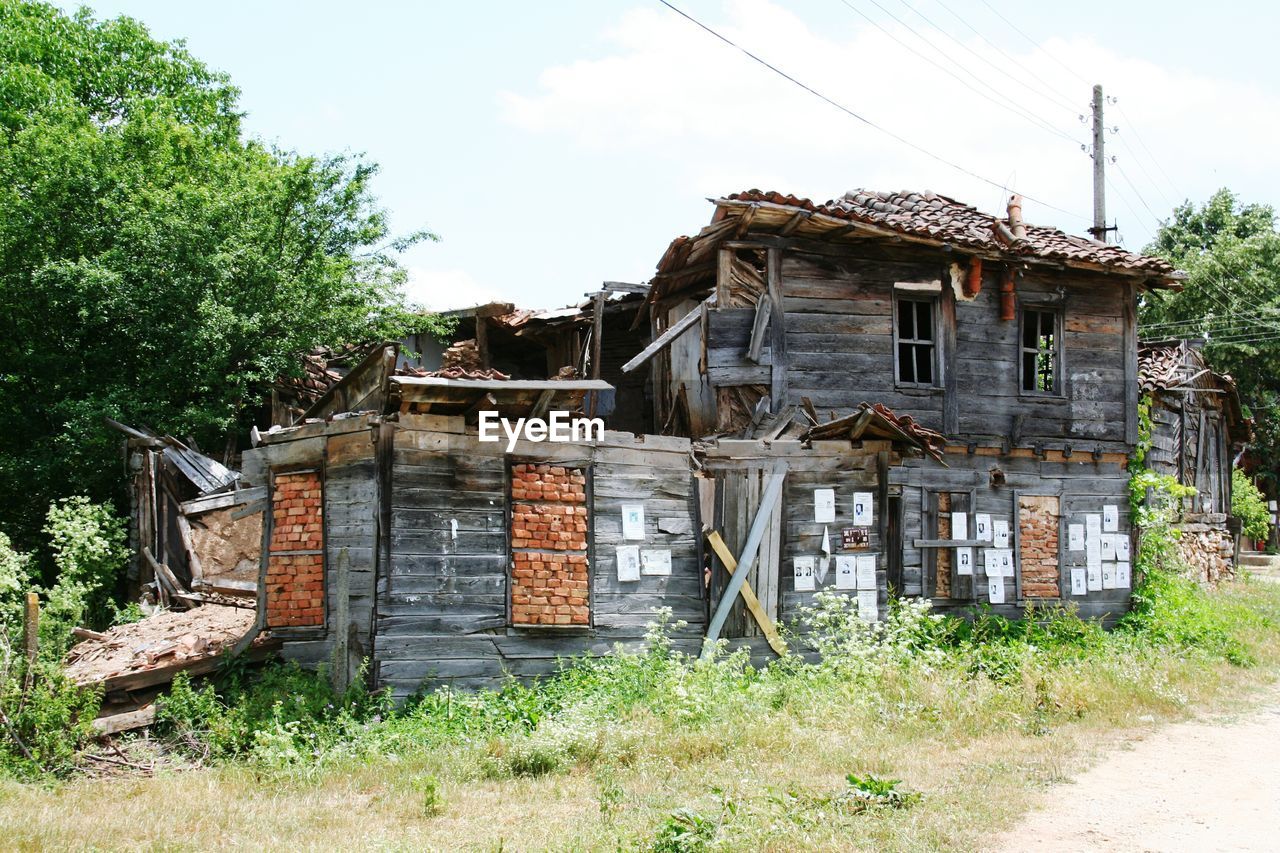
top-left (91, 705), bottom-right (156, 736)
top-left (746, 294), bottom-right (772, 364)
top-left (766, 248), bottom-right (788, 412)
top-left (180, 486), bottom-right (267, 516)
top-left (704, 529), bottom-right (786, 655)
top-left (941, 278), bottom-right (958, 435)
top-left (621, 293), bottom-right (717, 373)
top-left (1123, 281), bottom-right (1138, 445)
top-left (703, 460), bottom-right (787, 656)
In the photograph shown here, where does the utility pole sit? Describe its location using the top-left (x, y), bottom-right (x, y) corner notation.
top-left (1089, 84), bottom-right (1114, 243)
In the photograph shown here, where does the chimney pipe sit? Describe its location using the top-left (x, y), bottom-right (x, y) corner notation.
top-left (1007, 194), bottom-right (1027, 242)
top-left (964, 256), bottom-right (983, 297)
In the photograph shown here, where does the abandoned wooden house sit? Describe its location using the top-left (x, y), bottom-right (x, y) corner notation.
top-left (108, 187), bottom-right (1196, 698)
top-left (1138, 340), bottom-right (1251, 581)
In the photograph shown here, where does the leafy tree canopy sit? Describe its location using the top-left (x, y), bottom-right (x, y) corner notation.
top-left (0, 1), bottom-right (442, 552)
top-left (1141, 188), bottom-right (1280, 486)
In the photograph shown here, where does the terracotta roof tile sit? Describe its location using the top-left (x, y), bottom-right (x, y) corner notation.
top-left (725, 188), bottom-right (1177, 276)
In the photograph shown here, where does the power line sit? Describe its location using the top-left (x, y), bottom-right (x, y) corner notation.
top-left (654, 0), bottom-right (1090, 223)
top-left (905, 0), bottom-right (1081, 116)
top-left (976, 0), bottom-right (1090, 88)
top-left (834, 0), bottom-right (1085, 145)
top-left (1114, 103), bottom-right (1183, 202)
top-left (1112, 160), bottom-right (1164, 229)
top-left (1111, 131), bottom-right (1173, 209)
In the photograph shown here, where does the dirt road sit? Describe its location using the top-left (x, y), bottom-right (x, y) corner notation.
top-left (991, 687), bottom-right (1280, 852)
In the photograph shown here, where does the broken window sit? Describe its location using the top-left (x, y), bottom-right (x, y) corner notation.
top-left (1020, 308), bottom-right (1060, 394)
top-left (895, 296), bottom-right (937, 386)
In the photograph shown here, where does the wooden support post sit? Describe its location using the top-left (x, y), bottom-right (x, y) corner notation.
top-left (941, 276), bottom-right (958, 435)
top-left (702, 461), bottom-right (787, 657)
top-left (766, 247), bottom-right (787, 413)
top-left (475, 317), bottom-right (489, 369)
top-left (591, 291), bottom-right (605, 380)
top-left (704, 528), bottom-right (787, 656)
top-left (22, 592), bottom-right (38, 693)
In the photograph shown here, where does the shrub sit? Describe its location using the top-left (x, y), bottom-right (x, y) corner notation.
top-left (1232, 468), bottom-right (1271, 541)
top-left (40, 497), bottom-right (129, 645)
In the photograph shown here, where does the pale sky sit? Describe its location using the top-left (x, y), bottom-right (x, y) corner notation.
top-left (67, 1), bottom-right (1280, 311)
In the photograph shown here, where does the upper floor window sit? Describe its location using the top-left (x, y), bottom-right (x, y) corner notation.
top-left (1021, 307), bottom-right (1060, 394)
top-left (895, 295), bottom-right (938, 387)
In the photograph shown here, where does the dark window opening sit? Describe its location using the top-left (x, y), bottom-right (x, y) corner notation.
top-left (896, 297), bottom-right (937, 386)
top-left (1021, 308), bottom-right (1059, 393)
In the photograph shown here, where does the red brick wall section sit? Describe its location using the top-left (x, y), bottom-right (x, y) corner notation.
top-left (510, 463), bottom-right (590, 626)
top-left (1018, 495), bottom-right (1061, 598)
top-left (266, 471), bottom-right (325, 628)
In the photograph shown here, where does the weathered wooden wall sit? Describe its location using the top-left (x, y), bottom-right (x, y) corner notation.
top-left (1147, 388), bottom-right (1232, 515)
top-left (373, 416), bottom-right (700, 697)
top-left (703, 242), bottom-right (1136, 453)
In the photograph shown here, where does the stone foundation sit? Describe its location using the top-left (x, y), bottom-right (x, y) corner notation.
top-left (1173, 513), bottom-right (1235, 584)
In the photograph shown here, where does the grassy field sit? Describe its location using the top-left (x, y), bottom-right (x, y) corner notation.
top-left (3, 577), bottom-right (1280, 851)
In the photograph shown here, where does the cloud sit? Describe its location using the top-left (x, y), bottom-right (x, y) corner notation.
top-left (403, 267), bottom-right (514, 312)
top-left (499, 0), bottom-right (1280, 245)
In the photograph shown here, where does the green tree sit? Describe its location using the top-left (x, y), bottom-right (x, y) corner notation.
top-left (0, 1), bottom-right (445, 554)
top-left (1141, 189), bottom-right (1280, 486)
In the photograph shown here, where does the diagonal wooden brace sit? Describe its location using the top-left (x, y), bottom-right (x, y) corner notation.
top-left (704, 528), bottom-right (787, 656)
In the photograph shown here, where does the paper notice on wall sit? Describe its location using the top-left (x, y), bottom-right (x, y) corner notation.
top-left (857, 590), bottom-right (878, 622)
top-left (1102, 563), bottom-right (1116, 589)
top-left (794, 556), bottom-right (816, 592)
top-left (1070, 568), bottom-right (1087, 596)
top-left (1103, 504), bottom-right (1119, 532)
top-left (816, 556), bottom-right (830, 585)
top-left (1086, 513), bottom-right (1102, 541)
top-left (997, 549), bottom-right (1014, 576)
top-left (641, 549), bottom-right (672, 576)
top-left (616, 545), bottom-right (641, 582)
top-left (988, 578), bottom-right (1005, 604)
top-left (983, 549), bottom-right (997, 576)
top-left (1116, 562), bottom-right (1131, 588)
top-left (956, 547), bottom-right (974, 576)
top-left (951, 511), bottom-right (968, 540)
top-left (821, 526), bottom-right (831, 557)
top-left (1087, 565), bottom-right (1102, 591)
top-left (621, 504), bottom-right (646, 540)
top-left (975, 513), bottom-right (993, 542)
top-left (814, 489), bottom-right (836, 524)
top-left (856, 554), bottom-right (877, 590)
top-left (835, 555), bottom-right (857, 589)
top-left (852, 492), bottom-right (874, 526)
top-left (993, 519), bottom-right (1010, 548)
top-left (1116, 535), bottom-right (1131, 561)
top-left (1101, 534), bottom-right (1117, 562)
top-left (1068, 524), bottom-right (1085, 552)
top-left (1086, 538), bottom-right (1102, 571)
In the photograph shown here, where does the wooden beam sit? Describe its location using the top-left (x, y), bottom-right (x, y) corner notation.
top-left (766, 248), bottom-right (787, 413)
top-left (702, 461), bottom-right (787, 657)
top-left (704, 528), bottom-right (787, 655)
top-left (733, 203), bottom-right (759, 238)
top-left (590, 291), bottom-right (605, 380)
top-left (778, 209), bottom-right (811, 237)
top-left (746, 291), bottom-right (772, 364)
top-left (475, 317), bottom-right (489, 368)
top-left (529, 389), bottom-right (556, 420)
top-left (620, 293), bottom-right (717, 374)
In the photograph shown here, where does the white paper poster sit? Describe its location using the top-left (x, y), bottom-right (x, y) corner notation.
top-left (641, 549), bottom-right (672, 576)
top-left (975, 513), bottom-right (993, 542)
top-left (814, 489), bottom-right (836, 524)
top-left (1068, 524), bottom-right (1085, 552)
top-left (794, 556), bottom-right (816, 592)
top-left (997, 549), bottom-right (1014, 576)
top-left (816, 556), bottom-right (830, 585)
top-left (616, 545), bottom-right (641, 582)
top-left (1102, 563), bottom-right (1116, 589)
top-left (1103, 505), bottom-right (1119, 532)
top-left (852, 492), bottom-right (874, 526)
top-left (1070, 568), bottom-right (1087, 596)
top-left (1116, 535), bottom-right (1131, 561)
top-left (856, 554), bottom-right (877, 590)
top-left (821, 526), bottom-right (831, 557)
top-left (1101, 534), bottom-right (1117, 562)
top-left (956, 547), bottom-right (974, 576)
top-left (988, 578), bottom-right (1005, 604)
top-left (1086, 539), bottom-right (1102, 571)
top-left (993, 519), bottom-right (1010, 548)
top-left (1086, 513), bottom-right (1102, 540)
top-left (983, 549), bottom-right (998, 576)
top-left (1087, 565), bottom-right (1102, 591)
top-left (1116, 561), bottom-right (1131, 588)
top-left (835, 555), bottom-right (857, 589)
top-left (621, 504), bottom-right (646, 540)
top-left (857, 590), bottom-right (878, 622)
top-left (951, 511), bottom-right (968, 540)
